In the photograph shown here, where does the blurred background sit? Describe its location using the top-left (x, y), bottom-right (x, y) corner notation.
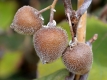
top-left (0, 0), bottom-right (107, 80)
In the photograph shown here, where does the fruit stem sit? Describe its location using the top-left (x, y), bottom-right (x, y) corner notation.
top-left (66, 12), bottom-right (74, 40)
top-left (51, 0), bottom-right (58, 9)
top-left (62, 0), bottom-right (78, 44)
top-left (75, 75), bottom-right (80, 80)
top-left (38, 0), bottom-right (58, 17)
top-left (62, 0), bottom-right (73, 10)
top-left (38, 6), bottom-right (51, 14)
top-left (49, 0), bottom-right (58, 23)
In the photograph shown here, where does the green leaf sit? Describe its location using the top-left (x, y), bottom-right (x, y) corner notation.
top-left (38, 58), bottom-right (65, 78)
top-left (87, 16), bottom-right (107, 80)
top-left (0, 51), bottom-right (23, 79)
top-left (86, 16), bottom-right (107, 67)
top-left (0, 33), bottom-right (25, 50)
top-left (0, 1), bottom-right (18, 30)
top-left (35, 69), bottom-right (69, 80)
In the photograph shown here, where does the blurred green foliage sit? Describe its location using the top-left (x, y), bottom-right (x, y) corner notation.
top-left (35, 69), bottom-right (69, 80)
top-left (0, 1), bottom-right (18, 30)
top-left (0, 51), bottom-right (23, 79)
top-left (0, 0), bottom-right (107, 80)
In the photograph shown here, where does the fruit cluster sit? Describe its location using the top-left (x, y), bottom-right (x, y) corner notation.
top-left (10, 6), bottom-right (68, 64)
top-left (10, 5), bottom-right (93, 75)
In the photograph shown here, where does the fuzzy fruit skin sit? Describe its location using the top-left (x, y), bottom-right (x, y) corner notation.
top-left (10, 6), bottom-right (43, 35)
top-left (33, 27), bottom-right (68, 64)
top-left (62, 42), bottom-right (93, 75)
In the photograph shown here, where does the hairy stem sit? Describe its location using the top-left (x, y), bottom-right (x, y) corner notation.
top-left (62, 0), bottom-right (78, 43)
top-left (38, 6), bottom-right (51, 14)
top-left (66, 12), bottom-right (74, 41)
top-left (51, 0), bottom-right (58, 8)
top-left (49, 0), bottom-right (58, 23)
top-left (62, 0), bottom-right (73, 12)
top-left (38, 0), bottom-right (58, 18)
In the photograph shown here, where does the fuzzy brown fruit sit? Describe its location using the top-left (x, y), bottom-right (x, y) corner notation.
top-left (33, 27), bottom-right (68, 64)
top-left (62, 42), bottom-right (93, 75)
top-left (10, 6), bottom-right (43, 35)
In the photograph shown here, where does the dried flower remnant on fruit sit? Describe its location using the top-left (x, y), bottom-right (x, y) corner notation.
top-left (33, 27), bottom-right (68, 64)
top-left (47, 20), bottom-right (56, 27)
top-left (10, 6), bottom-right (43, 35)
top-left (62, 42), bottom-right (93, 75)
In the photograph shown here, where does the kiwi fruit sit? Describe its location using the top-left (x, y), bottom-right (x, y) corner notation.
top-left (10, 6), bottom-right (43, 35)
top-left (62, 42), bottom-right (93, 75)
top-left (33, 27), bottom-right (68, 64)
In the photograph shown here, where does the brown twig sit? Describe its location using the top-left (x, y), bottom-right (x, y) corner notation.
top-left (62, 0), bottom-right (74, 40)
top-left (38, 0), bottom-right (58, 20)
top-left (66, 12), bottom-right (74, 42)
top-left (62, 0), bottom-right (73, 14)
top-left (62, 0), bottom-right (80, 44)
top-left (63, 0), bottom-right (92, 43)
top-left (62, 0), bottom-right (72, 9)
top-left (66, 0), bottom-right (92, 42)
top-left (99, 4), bottom-right (107, 23)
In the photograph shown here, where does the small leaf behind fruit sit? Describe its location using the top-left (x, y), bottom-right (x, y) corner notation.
top-left (35, 69), bottom-right (69, 80)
